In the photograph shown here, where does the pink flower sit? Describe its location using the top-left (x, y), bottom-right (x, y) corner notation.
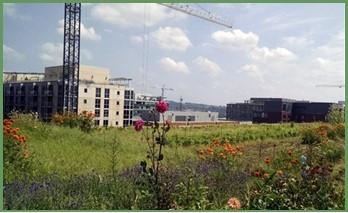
top-left (155, 100), bottom-right (169, 113)
top-left (134, 119), bottom-right (145, 132)
top-left (165, 120), bottom-right (171, 127)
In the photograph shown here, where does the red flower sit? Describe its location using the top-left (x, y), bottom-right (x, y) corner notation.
top-left (134, 119), bottom-right (145, 132)
top-left (155, 100), bottom-right (169, 113)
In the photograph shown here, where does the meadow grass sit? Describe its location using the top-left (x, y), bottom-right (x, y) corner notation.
top-left (13, 118), bottom-right (329, 177)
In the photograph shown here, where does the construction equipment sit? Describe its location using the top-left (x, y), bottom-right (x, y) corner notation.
top-left (316, 84), bottom-right (345, 88)
top-left (151, 84), bottom-right (174, 100)
top-left (62, 3), bottom-right (81, 113)
top-left (60, 3), bottom-right (231, 112)
top-left (158, 3), bottom-right (232, 28)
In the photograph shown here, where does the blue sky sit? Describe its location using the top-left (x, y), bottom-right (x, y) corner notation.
top-left (4, 3), bottom-right (345, 105)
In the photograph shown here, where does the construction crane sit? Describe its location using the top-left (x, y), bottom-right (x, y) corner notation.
top-left (62, 3), bottom-right (81, 113)
top-left (61, 3), bottom-right (231, 113)
top-left (316, 84), bottom-right (345, 88)
top-left (158, 3), bottom-right (232, 28)
top-left (151, 84), bottom-right (174, 100)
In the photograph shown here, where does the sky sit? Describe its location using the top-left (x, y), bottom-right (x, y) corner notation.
top-left (3, 3), bottom-right (345, 105)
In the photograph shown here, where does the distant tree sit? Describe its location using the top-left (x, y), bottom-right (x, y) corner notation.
top-left (327, 104), bottom-right (344, 124)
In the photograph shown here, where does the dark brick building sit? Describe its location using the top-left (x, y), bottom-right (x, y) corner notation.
top-left (292, 102), bottom-right (333, 122)
top-left (226, 97), bottom-right (335, 123)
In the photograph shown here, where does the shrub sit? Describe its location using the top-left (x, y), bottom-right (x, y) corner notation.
top-left (300, 127), bottom-right (326, 145)
top-left (248, 165), bottom-right (344, 210)
top-left (3, 119), bottom-right (32, 181)
top-left (327, 104), bottom-right (344, 125)
top-left (334, 123), bottom-right (345, 138)
top-left (52, 111), bottom-right (94, 133)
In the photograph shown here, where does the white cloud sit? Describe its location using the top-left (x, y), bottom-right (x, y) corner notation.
top-left (160, 57), bottom-right (189, 74)
top-left (193, 56), bottom-right (221, 77)
top-left (130, 35), bottom-right (143, 44)
top-left (4, 3), bottom-right (31, 21)
top-left (151, 27), bottom-right (192, 51)
top-left (104, 29), bottom-right (112, 33)
top-left (90, 3), bottom-right (186, 28)
top-left (250, 47), bottom-right (296, 62)
top-left (3, 44), bottom-right (24, 60)
top-left (263, 15), bottom-right (333, 31)
top-left (57, 19), bottom-right (101, 41)
top-left (39, 42), bottom-right (63, 65)
top-left (212, 29), bottom-right (259, 50)
top-left (241, 64), bottom-right (264, 82)
top-left (282, 36), bottom-right (314, 48)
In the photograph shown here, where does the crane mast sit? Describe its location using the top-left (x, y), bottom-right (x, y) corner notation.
top-left (62, 3), bottom-right (81, 113)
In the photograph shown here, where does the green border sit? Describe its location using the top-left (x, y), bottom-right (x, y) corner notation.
top-left (1, 3), bottom-right (3, 211)
top-left (1, 1), bottom-right (347, 211)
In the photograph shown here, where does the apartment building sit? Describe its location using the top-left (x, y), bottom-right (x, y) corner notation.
top-left (4, 65), bottom-right (128, 127)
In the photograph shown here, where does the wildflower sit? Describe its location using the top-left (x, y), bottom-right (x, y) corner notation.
top-left (276, 170), bottom-right (284, 176)
top-left (264, 157), bottom-right (271, 165)
top-left (263, 173), bottom-right (270, 178)
top-left (155, 100), bottom-right (169, 113)
top-left (287, 149), bottom-right (292, 156)
top-left (290, 159), bottom-right (299, 165)
top-left (227, 197), bottom-right (241, 209)
top-left (134, 119), bottom-right (145, 132)
top-left (253, 170), bottom-right (261, 177)
top-left (300, 155), bottom-right (307, 165)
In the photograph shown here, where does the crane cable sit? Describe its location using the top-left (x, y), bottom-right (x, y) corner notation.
top-left (142, 4), bottom-right (151, 94)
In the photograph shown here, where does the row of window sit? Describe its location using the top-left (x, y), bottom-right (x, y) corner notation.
top-left (94, 120), bottom-right (119, 127)
top-left (84, 88), bottom-right (121, 98)
top-left (94, 109), bottom-right (120, 118)
top-left (93, 99), bottom-right (120, 108)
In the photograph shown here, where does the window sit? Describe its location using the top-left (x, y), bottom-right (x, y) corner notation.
top-left (96, 88), bottom-right (101, 97)
top-left (116, 101), bottom-right (120, 105)
top-left (84, 99), bottom-right (87, 104)
top-left (117, 91), bottom-right (120, 95)
top-left (104, 110), bottom-right (109, 117)
top-left (84, 88), bottom-right (88, 93)
top-left (103, 120), bottom-right (108, 127)
top-left (105, 88), bottom-right (110, 98)
top-left (116, 121), bottom-right (118, 126)
top-left (116, 111), bottom-right (119, 116)
top-left (94, 120), bottom-right (100, 126)
top-left (95, 99), bottom-right (100, 108)
top-left (95, 109), bottom-right (100, 117)
top-left (104, 99), bottom-right (109, 109)
top-left (282, 104), bottom-right (287, 111)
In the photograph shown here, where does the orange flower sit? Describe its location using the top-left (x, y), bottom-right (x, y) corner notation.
top-left (263, 173), bottom-right (270, 178)
top-left (277, 170), bottom-right (284, 176)
top-left (23, 149), bottom-right (30, 159)
top-left (13, 135), bottom-right (20, 142)
top-left (264, 157), bottom-right (271, 165)
top-left (290, 159), bottom-right (299, 165)
top-left (287, 149), bottom-right (292, 156)
top-left (227, 197), bottom-right (241, 209)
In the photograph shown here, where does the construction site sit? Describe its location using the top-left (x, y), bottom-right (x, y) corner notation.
top-left (3, 3), bottom-right (345, 210)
